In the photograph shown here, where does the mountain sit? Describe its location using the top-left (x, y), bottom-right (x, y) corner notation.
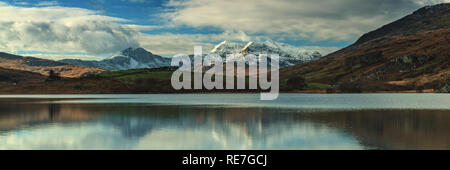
top-left (61, 42), bottom-right (320, 70)
top-left (209, 40), bottom-right (322, 68)
top-left (280, 3), bottom-right (450, 92)
top-left (355, 3), bottom-right (450, 45)
top-left (0, 52), bottom-right (105, 78)
top-left (60, 47), bottom-right (171, 70)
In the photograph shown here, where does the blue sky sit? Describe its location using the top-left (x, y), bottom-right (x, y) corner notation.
top-left (0, 0), bottom-right (447, 59)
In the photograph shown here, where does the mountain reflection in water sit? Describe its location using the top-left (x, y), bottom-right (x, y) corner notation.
top-left (0, 102), bottom-right (448, 150)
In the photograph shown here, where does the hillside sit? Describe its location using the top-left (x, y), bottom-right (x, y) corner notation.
top-left (355, 3), bottom-right (450, 45)
top-left (280, 3), bottom-right (450, 92)
top-left (0, 67), bottom-right (45, 83)
top-left (0, 52), bottom-right (106, 78)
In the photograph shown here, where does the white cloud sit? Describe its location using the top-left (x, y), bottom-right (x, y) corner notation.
top-left (136, 30), bottom-right (343, 56)
top-left (13, 1), bottom-right (30, 6)
top-left (36, 1), bottom-right (59, 7)
top-left (0, 3), bottom-right (139, 55)
top-left (413, 0), bottom-right (450, 5)
top-left (299, 46), bottom-right (341, 56)
top-left (137, 30), bottom-right (266, 56)
top-left (1, 0), bottom-right (448, 59)
top-left (126, 24), bottom-right (164, 31)
top-left (164, 0), bottom-right (449, 42)
top-left (25, 53), bottom-right (105, 61)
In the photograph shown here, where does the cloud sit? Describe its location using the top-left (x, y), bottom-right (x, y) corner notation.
top-left (36, 1), bottom-right (59, 7)
top-left (2, 0), bottom-right (448, 59)
top-left (126, 24), bottom-right (164, 31)
top-left (137, 30), bottom-right (266, 56)
top-left (24, 53), bottom-right (105, 61)
top-left (164, 0), bottom-right (450, 42)
top-left (13, 1), bottom-right (31, 6)
top-left (299, 46), bottom-right (341, 56)
top-left (0, 3), bottom-right (139, 55)
top-left (136, 30), bottom-right (343, 56)
top-left (414, 0), bottom-right (450, 5)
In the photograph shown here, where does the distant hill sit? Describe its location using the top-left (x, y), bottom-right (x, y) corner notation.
top-left (0, 67), bottom-right (45, 83)
top-left (0, 52), bottom-right (105, 78)
top-left (281, 3), bottom-right (450, 92)
top-left (59, 47), bottom-right (172, 70)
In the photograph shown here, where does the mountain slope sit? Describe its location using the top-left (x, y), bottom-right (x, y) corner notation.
top-left (355, 3), bottom-right (450, 45)
top-left (0, 67), bottom-right (46, 83)
top-left (210, 40), bottom-right (322, 68)
top-left (281, 3), bottom-right (450, 92)
top-left (0, 52), bottom-right (105, 78)
top-left (60, 47), bottom-right (171, 70)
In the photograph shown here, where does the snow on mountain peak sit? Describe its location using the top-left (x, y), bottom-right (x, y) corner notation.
top-left (240, 42), bottom-right (254, 55)
top-left (209, 40), bottom-right (323, 67)
top-left (210, 40), bottom-right (228, 53)
top-left (62, 47), bottom-right (171, 70)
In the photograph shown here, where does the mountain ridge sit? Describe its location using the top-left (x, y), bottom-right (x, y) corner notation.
top-left (60, 47), bottom-right (172, 70)
top-left (355, 3), bottom-right (450, 45)
top-left (0, 52), bottom-right (105, 78)
top-left (281, 3), bottom-right (450, 92)
top-left (209, 40), bottom-right (322, 68)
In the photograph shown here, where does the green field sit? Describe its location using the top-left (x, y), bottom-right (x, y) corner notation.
top-left (280, 78), bottom-right (331, 90)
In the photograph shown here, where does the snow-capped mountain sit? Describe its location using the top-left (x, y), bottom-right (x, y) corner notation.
top-left (60, 41), bottom-right (321, 70)
top-left (209, 40), bottom-right (322, 68)
top-left (59, 47), bottom-right (171, 70)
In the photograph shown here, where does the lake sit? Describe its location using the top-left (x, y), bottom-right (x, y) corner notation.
top-left (0, 94), bottom-right (449, 150)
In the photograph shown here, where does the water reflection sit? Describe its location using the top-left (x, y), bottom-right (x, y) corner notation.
top-left (0, 103), bottom-right (449, 150)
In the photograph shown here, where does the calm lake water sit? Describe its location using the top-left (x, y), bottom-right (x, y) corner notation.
top-left (0, 94), bottom-right (449, 150)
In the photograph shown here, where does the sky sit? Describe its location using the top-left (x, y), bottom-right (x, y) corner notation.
top-left (0, 0), bottom-right (448, 60)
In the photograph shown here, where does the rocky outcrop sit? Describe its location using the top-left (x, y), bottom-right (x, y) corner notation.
top-left (370, 55), bottom-right (433, 76)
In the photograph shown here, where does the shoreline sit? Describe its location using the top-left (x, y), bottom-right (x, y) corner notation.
top-left (0, 89), bottom-right (441, 95)
top-left (0, 90), bottom-right (443, 100)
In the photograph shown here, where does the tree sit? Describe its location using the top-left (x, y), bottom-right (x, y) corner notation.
top-left (287, 76), bottom-right (307, 90)
top-left (46, 70), bottom-right (61, 81)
